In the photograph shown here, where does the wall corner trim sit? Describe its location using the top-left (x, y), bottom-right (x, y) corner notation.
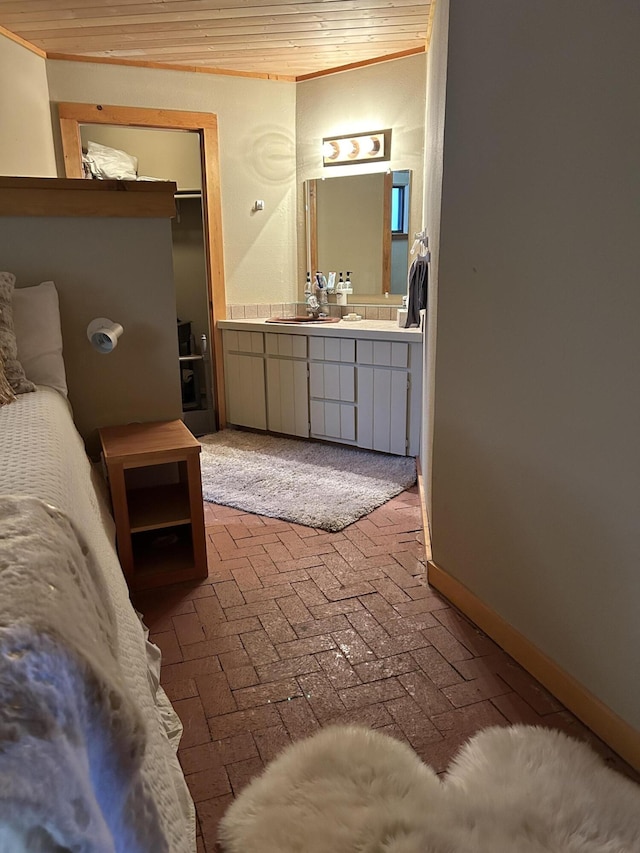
top-left (427, 560), bottom-right (640, 771)
top-left (0, 25), bottom-right (46, 58)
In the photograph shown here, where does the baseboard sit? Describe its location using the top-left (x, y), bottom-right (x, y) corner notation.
top-left (414, 457), bottom-right (432, 562)
top-left (427, 560), bottom-right (640, 772)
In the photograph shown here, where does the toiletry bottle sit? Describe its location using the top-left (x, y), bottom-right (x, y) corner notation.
top-left (305, 271), bottom-right (312, 295)
top-left (338, 272), bottom-right (344, 290)
top-left (345, 271), bottom-right (352, 293)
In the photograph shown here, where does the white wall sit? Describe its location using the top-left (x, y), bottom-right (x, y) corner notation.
top-left (296, 54), bottom-right (427, 301)
top-left (421, 0), bottom-right (449, 516)
top-left (0, 34), bottom-right (56, 176)
top-left (46, 60), bottom-right (298, 306)
top-left (432, 0), bottom-right (640, 728)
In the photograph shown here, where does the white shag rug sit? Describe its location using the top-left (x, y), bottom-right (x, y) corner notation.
top-left (199, 430), bottom-right (417, 531)
top-left (218, 724), bottom-right (640, 853)
top-left (218, 726), bottom-right (440, 853)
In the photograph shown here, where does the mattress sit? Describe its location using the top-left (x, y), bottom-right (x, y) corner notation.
top-left (0, 386), bottom-right (195, 852)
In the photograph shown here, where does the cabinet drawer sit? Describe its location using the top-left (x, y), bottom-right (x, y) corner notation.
top-left (223, 329), bottom-right (264, 354)
top-left (310, 401), bottom-right (356, 442)
top-left (265, 332), bottom-right (307, 359)
top-left (309, 363), bottom-right (355, 402)
top-left (357, 340), bottom-right (408, 368)
top-left (309, 336), bottom-right (355, 363)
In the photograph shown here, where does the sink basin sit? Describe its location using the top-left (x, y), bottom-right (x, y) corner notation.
top-left (265, 316), bottom-right (341, 324)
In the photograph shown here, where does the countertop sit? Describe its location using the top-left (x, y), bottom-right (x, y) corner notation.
top-left (218, 317), bottom-right (423, 343)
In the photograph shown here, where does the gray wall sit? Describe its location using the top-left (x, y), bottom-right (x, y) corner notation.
top-left (432, 0), bottom-right (640, 728)
top-left (421, 0), bottom-right (449, 515)
top-left (1, 216), bottom-right (182, 456)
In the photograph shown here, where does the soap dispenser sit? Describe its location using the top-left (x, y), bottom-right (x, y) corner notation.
top-left (344, 271), bottom-right (353, 294)
top-left (336, 271), bottom-right (348, 305)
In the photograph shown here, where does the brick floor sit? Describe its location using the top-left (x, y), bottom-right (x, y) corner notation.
top-left (134, 486), bottom-right (635, 852)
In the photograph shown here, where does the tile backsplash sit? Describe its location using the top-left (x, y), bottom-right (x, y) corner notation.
top-left (226, 303), bottom-right (398, 320)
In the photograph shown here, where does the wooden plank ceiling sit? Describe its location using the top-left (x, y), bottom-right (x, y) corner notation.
top-left (0, 0), bottom-right (433, 80)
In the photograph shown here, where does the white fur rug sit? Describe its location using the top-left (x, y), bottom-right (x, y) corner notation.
top-left (199, 430), bottom-right (417, 531)
top-left (218, 725), bottom-right (640, 853)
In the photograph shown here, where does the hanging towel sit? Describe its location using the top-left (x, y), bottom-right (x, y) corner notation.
top-left (406, 255), bottom-right (428, 327)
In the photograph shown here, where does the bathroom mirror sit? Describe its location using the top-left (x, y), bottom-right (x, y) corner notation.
top-left (305, 170), bottom-right (411, 299)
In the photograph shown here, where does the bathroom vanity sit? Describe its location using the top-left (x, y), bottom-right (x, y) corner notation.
top-left (218, 319), bottom-right (422, 456)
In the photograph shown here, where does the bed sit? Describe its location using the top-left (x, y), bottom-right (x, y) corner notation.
top-left (0, 273), bottom-right (195, 852)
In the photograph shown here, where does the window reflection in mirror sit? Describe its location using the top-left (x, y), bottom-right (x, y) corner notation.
top-left (306, 170), bottom-right (410, 298)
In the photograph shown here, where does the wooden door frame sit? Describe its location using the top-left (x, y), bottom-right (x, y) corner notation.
top-left (58, 102), bottom-right (227, 428)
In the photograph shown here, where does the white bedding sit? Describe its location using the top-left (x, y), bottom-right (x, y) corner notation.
top-left (0, 387), bottom-right (195, 852)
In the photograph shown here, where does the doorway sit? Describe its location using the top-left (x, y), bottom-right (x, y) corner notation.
top-left (57, 102), bottom-right (227, 429)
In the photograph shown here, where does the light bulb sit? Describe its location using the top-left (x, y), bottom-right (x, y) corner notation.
top-left (322, 140), bottom-right (339, 160)
top-left (359, 135), bottom-right (382, 157)
top-left (338, 138), bottom-right (359, 159)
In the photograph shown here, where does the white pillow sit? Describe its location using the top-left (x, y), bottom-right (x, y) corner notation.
top-left (84, 140), bottom-right (138, 180)
top-left (12, 281), bottom-right (68, 397)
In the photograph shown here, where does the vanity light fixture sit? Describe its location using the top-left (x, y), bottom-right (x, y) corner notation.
top-left (322, 129), bottom-right (391, 167)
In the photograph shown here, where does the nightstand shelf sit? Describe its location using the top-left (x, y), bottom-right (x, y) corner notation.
top-left (127, 482), bottom-right (192, 532)
top-left (99, 420), bottom-right (208, 591)
top-left (132, 525), bottom-right (195, 582)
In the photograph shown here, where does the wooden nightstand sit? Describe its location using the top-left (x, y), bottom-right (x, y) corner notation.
top-left (99, 419), bottom-right (208, 591)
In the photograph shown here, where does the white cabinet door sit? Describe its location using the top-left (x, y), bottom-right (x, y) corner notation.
top-left (264, 333), bottom-right (308, 437)
top-left (225, 352), bottom-right (267, 429)
top-left (358, 366), bottom-right (408, 455)
top-left (266, 357), bottom-right (309, 437)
